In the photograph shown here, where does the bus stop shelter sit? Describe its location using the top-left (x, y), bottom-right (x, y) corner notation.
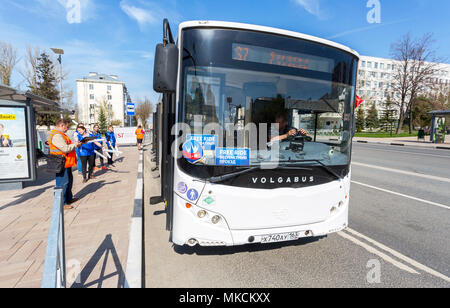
top-left (428, 110), bottom-right (450, 144)
top-left (0, 84), bottom-right (72, 190)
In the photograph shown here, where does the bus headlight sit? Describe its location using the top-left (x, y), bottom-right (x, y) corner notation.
top-left (211, 215), bottom-right (221, 224)
top-left (197, 210), bottom-right (207, 218)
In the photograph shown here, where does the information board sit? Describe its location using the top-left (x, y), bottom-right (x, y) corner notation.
top-left (0, 105), bottom-right (31, 181)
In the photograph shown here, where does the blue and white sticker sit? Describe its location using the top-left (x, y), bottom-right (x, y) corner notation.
top-left (187, 135), bottom-right (218, 151)
top-left (182, 139), bottom-right (204, 163)
top-left (216, 148), bottom-right (250, 166)
top-left (177, 182), bottom-right (188, 194)
top-left (186, 189), bottom-right (199, 202)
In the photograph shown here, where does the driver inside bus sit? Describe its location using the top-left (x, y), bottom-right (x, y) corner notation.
top-left (269, 111), bottom-right (310, 142)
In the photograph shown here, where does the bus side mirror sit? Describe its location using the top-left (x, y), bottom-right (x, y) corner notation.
top-left (153, 43), bottom-right (178, 93)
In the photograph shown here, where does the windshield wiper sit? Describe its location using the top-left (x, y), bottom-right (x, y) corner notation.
top-left (280, 159), bottom-right (343, 180)
top-left (207, 167), bottom-right (260, 183)
top-left (206, 165), bottom-right (313, 183)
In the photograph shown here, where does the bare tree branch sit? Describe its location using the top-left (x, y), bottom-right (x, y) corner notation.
top-left (0, 41), bottom-right (19, 86)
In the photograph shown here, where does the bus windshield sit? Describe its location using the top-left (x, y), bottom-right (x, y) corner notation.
top-left (179, 28), bottom-right (358, 172)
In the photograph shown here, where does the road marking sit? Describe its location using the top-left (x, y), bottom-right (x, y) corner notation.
top-left (351, 181), bottom-right (450, 210)
top-left (353, 147), bottom-right (450, 159)
top-left (125, 151), bottom-right (144, 288)
top-left (352, 162), bottom-right (450, 183)
top-left (337, 231), bottom-right (419, 274)
top-left (344, 228), bottom-right (450, 283)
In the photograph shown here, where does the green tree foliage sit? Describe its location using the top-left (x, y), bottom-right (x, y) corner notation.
top-left (98, 107), bottom-right (107, 134)
top-left (30, 52), bottom-right (59, 100)
top-left (356, 107), bottom-right (365, 133)
top-left (29, 52), bottom-right (60, 127)
top-left (380, 96), bottom-right (397, 132)
top-left (365, 103), bottom-right (380, 130)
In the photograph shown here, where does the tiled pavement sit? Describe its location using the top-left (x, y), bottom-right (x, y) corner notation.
top-left (0, 147), bottom-right (140, 288)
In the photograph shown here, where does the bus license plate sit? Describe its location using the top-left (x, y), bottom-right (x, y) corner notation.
top-left (260, 232), bottom-right (301, 244)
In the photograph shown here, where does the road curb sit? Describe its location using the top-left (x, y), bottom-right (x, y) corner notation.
top-left (125, 151), bottom-right (143, 288)
top-left (354, 140), bottom-right (450, 150)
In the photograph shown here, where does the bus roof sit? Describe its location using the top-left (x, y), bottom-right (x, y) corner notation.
top-left (178, 20), bottom-right (360, 59)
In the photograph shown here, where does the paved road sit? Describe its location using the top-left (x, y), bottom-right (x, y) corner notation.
top-left (144, 143), bottom-right (450, 288)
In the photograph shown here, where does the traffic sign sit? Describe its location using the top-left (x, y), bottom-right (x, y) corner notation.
top-left (126, 103), bottom-right (135, 116)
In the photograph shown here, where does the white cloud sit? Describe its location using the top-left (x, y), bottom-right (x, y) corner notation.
top-left (120, 1), bottom-right (158, 28)
top-left (294, 0), bottom-right (322, 18)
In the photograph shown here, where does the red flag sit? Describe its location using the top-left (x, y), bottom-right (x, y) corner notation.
top-left (355, 95), bottom-right (364, 109)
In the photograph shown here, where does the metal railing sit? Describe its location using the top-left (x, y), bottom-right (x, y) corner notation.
top-left (42, 188), bottom-right (66, 288)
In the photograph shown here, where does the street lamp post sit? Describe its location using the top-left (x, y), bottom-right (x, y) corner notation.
top-left (51, 48), bottom-right (64, 118)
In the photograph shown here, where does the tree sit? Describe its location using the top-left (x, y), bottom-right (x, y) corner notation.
top-left (31, 52), bottom-right (59, 100)
top-left (30, 52), bottom-right (60, 128)
top-left (21, 46), bottom-right (41, 91)
top-left (356, 107), bottom-right (365, 133)
top-left (390, 33), bottom-right (440, 134)
top-left (0, 41), bottom-right (18, 86)
top-left (98, 107), bottom-right (107, 133)
top-left (97, 96), bottom-right (114, 125)
top-left (365, 103), bottom-right (380, 130)
top-left (135, 98), bottom-right (153, 128)
top-left (380, 95), bottom-right (397, 133)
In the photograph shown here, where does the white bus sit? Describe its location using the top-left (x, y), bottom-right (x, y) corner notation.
top-left (152, 20), bottom-right (360, 247)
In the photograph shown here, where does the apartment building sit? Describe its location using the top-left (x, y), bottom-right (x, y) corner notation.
top-left (356, 55), bottom-right (450, 112)
top-left (76, 73), bottom-right (132, 126)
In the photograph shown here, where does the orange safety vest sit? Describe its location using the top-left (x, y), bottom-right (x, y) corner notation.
top-left (136, 129), bottom-right (144, 140)
top-left (48, 130), bottom-right (77, 169)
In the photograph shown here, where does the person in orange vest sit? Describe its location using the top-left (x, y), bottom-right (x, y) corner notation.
top-left (48, 119), bottom-right (82, 210)
top-left (135, 125), bottom-right (145, 151)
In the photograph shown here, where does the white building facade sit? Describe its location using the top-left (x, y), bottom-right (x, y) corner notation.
top-left (76, 73), bottom-right (131, 126)
top-left (356, 55), bottom-right (450, 112)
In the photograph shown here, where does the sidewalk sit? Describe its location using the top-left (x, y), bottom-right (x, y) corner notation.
top-left (0, 147), bottom-right (140, 288)
top-left (354, 135), bottom-right (450, 149)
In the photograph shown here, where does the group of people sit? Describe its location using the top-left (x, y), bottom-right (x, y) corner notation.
top-left (73, 123), bottom-right (117, 183)
top-left (48, 119), bottom-right (117, 210)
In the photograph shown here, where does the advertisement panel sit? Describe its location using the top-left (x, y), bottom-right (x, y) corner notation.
top-left (0, 106), bottom-right (31, 181)
top-left (115, 127), bottom-right (138, 145)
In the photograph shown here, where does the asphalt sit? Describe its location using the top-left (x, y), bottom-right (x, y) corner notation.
top-left (144, 142), bottom-right (450, 288)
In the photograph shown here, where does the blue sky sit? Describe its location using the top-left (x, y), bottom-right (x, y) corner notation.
top-left (1, 0), bottom-right (449, 106)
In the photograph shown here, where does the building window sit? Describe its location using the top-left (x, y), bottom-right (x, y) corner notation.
top-left (108, 95), bottom-right (112, 100)
top-left (387, 64), bottom-right (391, 70)
top-left (90, 94), bottom-right (94, 100)
top-left (374, 62), bottom-right (378, 69)
top-left (362, 61), bottom-right (366, 68)
top-left (367, 62), bottom-right (372, 68)
top-left (380, 63), bottom-right (384, 70)
top-left (107, 85), bottom-right (112, 91)
top-left (89, 84), bottom-right (94, 90)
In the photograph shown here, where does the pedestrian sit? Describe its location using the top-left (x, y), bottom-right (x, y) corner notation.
top-left (73, 124), bottom-right (84, 176)
top-left (48, 119), bottom-right (82, 210)
top-left (76, 125), bottom-right (101, 183)
top-left (92, 124), bottom-right (107, 170)
top-left (135, 125), bottom-right (145, 151)
top-left (105, 125), bottom-right (116, 167)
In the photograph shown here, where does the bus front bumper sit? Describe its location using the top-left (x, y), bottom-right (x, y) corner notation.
top-left (171, 194), bottom-right (349, 247)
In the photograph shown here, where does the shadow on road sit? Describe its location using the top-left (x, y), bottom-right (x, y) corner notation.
top-left (173, 236), bottom-right (326, 256)
top-left (71, 234), bottom-right (127, 288)
top-left (74, 180), bottom-right (120, 199)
